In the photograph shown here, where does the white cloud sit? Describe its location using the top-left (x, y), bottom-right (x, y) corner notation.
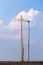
top-left (0, 20), bottom-right (3, 25)
top-left (7, 19), bottom-right (20, 30)
top-left (0, 34), bottom-right (20, 40)
top-left (0, 8), bottom-right (43, 31)
top-left (7, 8), bottom-right (42, 30)
top-left (0, 8), bottom-right (43, 40)
top-left (0, 20), bottom-right (7, 31)
top-left (0, 20), bottom-right (4, 31)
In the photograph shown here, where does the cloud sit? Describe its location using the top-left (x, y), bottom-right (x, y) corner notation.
top-left (0, 8), bottom-right (43, 31)
top-left (7, 20), bottom-right (20, 30)
top-left (7, 8), bottom-right (42, 30)
top-left (0, 8), bottom-right (43, 40)
top-left (0, 20), bottom-right (7, 31)
top-left (0, 20), bottom-right (3, 25)
top-left (0, 34), bottom-right (20, 40)
top-left (0, 31), bottom-right (28, 40)
top-left (0, 20), bottom-right (4, 31)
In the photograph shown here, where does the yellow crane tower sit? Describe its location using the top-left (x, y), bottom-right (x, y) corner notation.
top-left (20, 15), bottom-right (24, 62)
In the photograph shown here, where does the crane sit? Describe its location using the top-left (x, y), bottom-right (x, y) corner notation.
top-left (15, 15), bottom-right (30, 62)
top-left (20, 15), bottom-right (24, 62)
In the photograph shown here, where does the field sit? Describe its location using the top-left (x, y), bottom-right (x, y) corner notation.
top-left (0, 61), bottom-right (43, 65)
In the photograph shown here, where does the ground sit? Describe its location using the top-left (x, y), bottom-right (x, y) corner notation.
top-left (0, 61), bottom-right (43, 65)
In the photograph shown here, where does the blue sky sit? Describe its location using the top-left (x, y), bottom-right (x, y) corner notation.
top-left (0, 0), bottom-right (43, 61)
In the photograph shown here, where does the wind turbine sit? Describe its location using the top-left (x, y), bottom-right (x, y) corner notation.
top-left (15, 15), bottom-right (30, 62)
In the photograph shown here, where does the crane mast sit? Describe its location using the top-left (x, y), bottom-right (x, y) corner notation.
top-left (20, 15), bottom-right (24, 62)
